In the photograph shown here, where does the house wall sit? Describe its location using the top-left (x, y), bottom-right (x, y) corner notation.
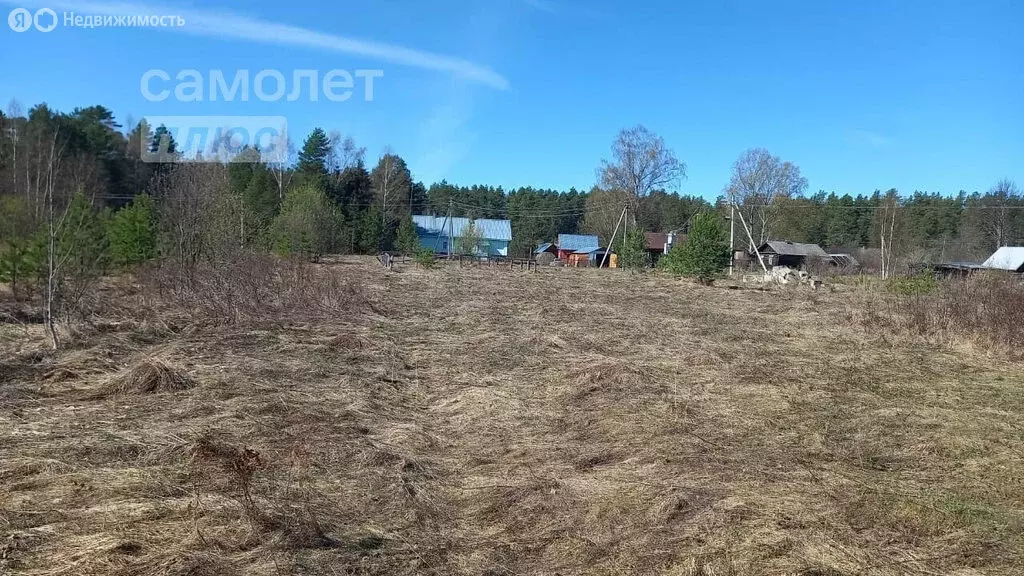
top-left (567, 253), bottom-right (589, 267)
top-left (417, 232), bottom-right (508, 256)
top-left (776, 255), bottom-right (805, 268)
top-left (418, 232), bottom-right (451, 254)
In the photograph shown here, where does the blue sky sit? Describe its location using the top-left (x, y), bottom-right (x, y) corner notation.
top-left (1, 0), bottom-right (1021, 199)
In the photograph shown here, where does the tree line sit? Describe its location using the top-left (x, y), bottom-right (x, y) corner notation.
top-left (0, 103), bottom-right (714, 265)
top-left (0, 101), bottom-right (1019, 302)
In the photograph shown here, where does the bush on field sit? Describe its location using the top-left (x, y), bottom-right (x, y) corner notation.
top-left (870, 272), bottom-right (1024, 351)
top-left (887, 274), bottom-right (939, 296)
top-left (413, 248), bottom-right (437, 269)
top-left (139, 253), bottom-right (373, 324)
top-left (270, 185), bottom-right (344, 261)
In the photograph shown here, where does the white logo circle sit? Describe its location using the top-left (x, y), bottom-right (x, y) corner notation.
top-left (8, 7), bottom-right (32, 32)
top-left (33, 7), bottom-right (57, 32)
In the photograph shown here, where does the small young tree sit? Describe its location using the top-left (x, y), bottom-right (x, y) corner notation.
top-left (617, 226), bottom-right (650, 269)
top-left (0, 234), bottom-right (44, 300)
top-left (270, 184), bottom-right (343, 261)
top-left (660, 212), bottom-right (729, 284)
top-left (0, 195), bottom-right (42, 299)
top-left (107, 193), bottom-right (158, 268)
top-left (44, 192), bottom-right (110, 343)
top-left (455, 219), bottom-right (484, 255)
top-left (413, 248), bottom-right (437, 269)
top-left (396, 214), bottom-right (420, 255)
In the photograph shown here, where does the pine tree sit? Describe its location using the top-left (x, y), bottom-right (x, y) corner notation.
top-left (297, 128), bottom-right (330, 177)
top-left (357, 206), bottom-right (384, 254)
top-left (617, 226), bottom-right (650, 269)
top-left (660, 212), bottom-right (729, 284)
top-left (149, 125), bottom-right (177, 155)
top-left (107, 194), bottom-right (158, 267)
top-left (57, 193), bottom-right (110, 279)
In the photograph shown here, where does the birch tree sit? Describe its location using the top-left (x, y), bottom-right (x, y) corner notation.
top-left (42, 126), bottom-right (70, 348)
top-left (370, 149), bottom-right (411, 228)
top-left (876, 190), bottom-right (902, 279)
top-left (267, 134), bottom-right (295, 201)
top-left (599, 125), bottom-right (685, 220)
top-left (982, 179), bottom-right (1019, 250)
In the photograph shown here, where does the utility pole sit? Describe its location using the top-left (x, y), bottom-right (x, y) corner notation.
top-left (729, 203), bottom-right (735, 276)
top-left (600, 205), bottom-right (627, 269)
top-left (447, 199), bottom-right (453, 259)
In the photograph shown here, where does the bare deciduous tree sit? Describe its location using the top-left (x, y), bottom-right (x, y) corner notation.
top-left (581, 187), bottom-right (630, 244)
top-left (327, 131), bottom-right (365, 173)
top-left (43, 127), bottom-right (69, 348)
top-left (4, 99), bottom-right (23, 202)
top-left (151, 163), bottom-right (233, 283)
top-left (599, 125), bottom-right (685, 219)
top-left (983, 178), bottom-right (1019, 250)
top-left (725, 148), bottom-right (807, 270)
top-left (877, 191), bottom-right (901, 279)
top-left (266, 133), bottom-right (295, 201)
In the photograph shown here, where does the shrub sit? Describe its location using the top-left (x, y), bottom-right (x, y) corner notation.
top-left (270, 185), bottom-right (344, 260)
top-left (862, 272), bottom-right (1024, 353)
top-left (455, 219), bottom-right (485, 255)
top-left (887, 274), bottom-right (939, 296)
top-left (138, 253), bottom-right (373, 325)
top-left (413, 248), bottom-right (437, 269)
top-left (659, 212), bottom-right (729, 284)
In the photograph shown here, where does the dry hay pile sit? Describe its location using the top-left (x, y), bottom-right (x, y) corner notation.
top-left (99, 358), bottom-right (196, 396)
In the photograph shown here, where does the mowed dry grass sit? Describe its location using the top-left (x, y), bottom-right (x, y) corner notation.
top-left (1, 257), bottom-right (1023, 575)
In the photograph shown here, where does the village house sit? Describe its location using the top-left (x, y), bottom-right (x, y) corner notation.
top-left (412, 215), bottom-right (512, 257)
top-left (982, 246), bottom-right (1024, 273)
top-left (925, 247), bottom-right (1024, 277)
top-left (754, 241), bottom-right (828, 269)
top-left (536, 234), bottom-right (600, 262)
top-left (536, 234), bottom-right (618, 267)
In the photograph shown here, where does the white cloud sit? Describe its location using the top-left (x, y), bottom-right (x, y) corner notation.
top-left (2, 0), bottom-right (510, 90)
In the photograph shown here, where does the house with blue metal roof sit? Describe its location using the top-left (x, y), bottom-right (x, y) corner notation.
top-left (412, 215), bottom-right (512, 256)
top-left (553, 234), bottom-right (599, 262)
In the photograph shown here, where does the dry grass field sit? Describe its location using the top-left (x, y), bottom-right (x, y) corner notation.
top-left (2, 257), bottom-right (1023, 575)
